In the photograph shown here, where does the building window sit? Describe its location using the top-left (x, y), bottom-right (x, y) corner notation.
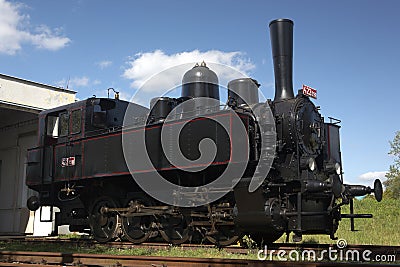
top-left (71, 109), bottom-right (82, 134)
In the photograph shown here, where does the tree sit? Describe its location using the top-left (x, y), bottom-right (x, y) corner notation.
top-left (385, 131), bottom-right (400, 199)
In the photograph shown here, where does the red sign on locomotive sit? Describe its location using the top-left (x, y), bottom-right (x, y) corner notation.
top-left (61, 156), bottom-right (76, 167)
top-left (302, 84), bottom-right (317, 99)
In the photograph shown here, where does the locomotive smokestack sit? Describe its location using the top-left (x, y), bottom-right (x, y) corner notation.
top-left (269, 19), bottom-right (294, 101)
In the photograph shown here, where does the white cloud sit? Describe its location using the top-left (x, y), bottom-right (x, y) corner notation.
top-left (0, 0), bottom-right (70, 55)
top-left (97, 60), bottom-right (112, 69)
top-left (54, 78), bottom-right (68, 88)
top-left (123, 49), bottom-right (255, 93)
top-left (71, 76), bottom-right (89, 87)
top-left (54, 76), bottom-right (94, 89)
top-left (93, 79), bottom-right (101, 85)
top-left (357, 171), bottom-right (387, 182)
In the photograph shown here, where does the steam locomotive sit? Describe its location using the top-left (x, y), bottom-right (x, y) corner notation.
top-left (26, 19), bottom-right (382, 246)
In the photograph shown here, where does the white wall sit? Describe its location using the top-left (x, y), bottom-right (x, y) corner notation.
top-left (0, 74), bottom-right (75, 235)
top-left (0, 75), bottom-right (75, 110)
top-left (0, 121), bottom-right (37, 234)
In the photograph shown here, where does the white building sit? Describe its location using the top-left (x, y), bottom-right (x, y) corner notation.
top-left (0, 73), bottom-right (75, 235)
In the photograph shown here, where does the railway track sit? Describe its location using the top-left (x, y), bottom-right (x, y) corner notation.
top-left (1, 237), bottom-right (399, 256)
top-left (0, 250), bottom-right (398, 267)
top-left (0, 237), bottom-right (398, 266)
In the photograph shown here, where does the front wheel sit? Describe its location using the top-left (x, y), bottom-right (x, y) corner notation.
top-left (88, 196), bottom-right (120, 243)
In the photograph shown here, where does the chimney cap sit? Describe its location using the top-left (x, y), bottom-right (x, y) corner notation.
top-left (269, 18), bottom-right (293, 27)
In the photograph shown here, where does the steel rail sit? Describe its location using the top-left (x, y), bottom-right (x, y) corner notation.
top-left (0, 237), bottom-right (400, 255)
top-left (2, 238), bottom-right (399, 255)
top-left (1, 237), bottom-right (398, 263)
top-left (0, 250), bottom-right (398, 267)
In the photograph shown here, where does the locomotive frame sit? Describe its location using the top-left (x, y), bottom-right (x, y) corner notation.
top-left (26, 19), bottom-right (383, 246)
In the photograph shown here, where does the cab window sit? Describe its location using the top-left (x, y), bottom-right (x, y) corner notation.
top-left (91, 99), bottom-right (116, 128)
top-left (71, 109), bottom-right (82, 134)
top-left (59, 112), bottom-right (69, 136)
top-left (44, 111), bottom-right (67, 145)
top-left (46, 115), bottom-right (59, 138)
top-left (92, 104), bottom-right (107, 128)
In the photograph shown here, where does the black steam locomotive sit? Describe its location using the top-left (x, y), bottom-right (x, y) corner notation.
top-left (26, 19), bottom-right (382, 246)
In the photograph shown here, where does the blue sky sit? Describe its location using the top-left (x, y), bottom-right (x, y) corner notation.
top-left (1, 0), bottom-right (399, 187)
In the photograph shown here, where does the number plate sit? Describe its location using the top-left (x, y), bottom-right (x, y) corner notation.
top-left (61, 156), bottom-right (75, 167)
top-left (302, 84), bottom-right (317, 99)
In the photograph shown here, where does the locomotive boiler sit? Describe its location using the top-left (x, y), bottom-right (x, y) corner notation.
top-left (25, 19), bottom-right (383, 246)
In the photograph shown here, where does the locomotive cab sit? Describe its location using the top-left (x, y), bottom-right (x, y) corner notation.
top-left (26, 97), bottom-right (134, 198)
top-left (42, 106), bottom-right (83, 145)
top-left (32, 98), bottom-right (130, 144)
top-left (26, 101), bottom-right (85, 187)
top-left (26, 97), bottom-right (146, 233)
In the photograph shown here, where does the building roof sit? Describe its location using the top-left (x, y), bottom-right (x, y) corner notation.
top-left (0, 73), bottom-right (77, 114)
top-left (0, 73), bottom-right (76, 94)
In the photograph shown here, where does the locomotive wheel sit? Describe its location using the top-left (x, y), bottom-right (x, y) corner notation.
top-left (251, 232), bottom-right (283, 247)
top-left (158, 213), bottom-right (192, 245)
top-left (121, 199), bottom-right (156, 244)
top-left (206, 225), bottom-right (243, 247)
top-left (89, 196), bottom-right (120, 243)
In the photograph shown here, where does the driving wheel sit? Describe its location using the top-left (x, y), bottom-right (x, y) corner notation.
top-left (121, 199), bottom-right (156, 244)
top-left (159, 213), bottom-right (192, 245)
top-left (89, 196), bottom-right (120, 243)
top-left (206, 225), bottom-right (243, 246)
